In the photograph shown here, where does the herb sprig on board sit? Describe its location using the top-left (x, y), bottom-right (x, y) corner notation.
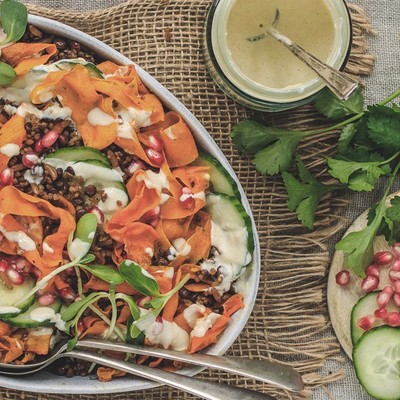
top-left (231, 87), bottom-right (400, 276)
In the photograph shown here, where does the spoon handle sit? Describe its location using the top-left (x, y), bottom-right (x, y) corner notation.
top-left (267, 26), bottom-right (359, 100)
top-left (77, 338), bottom-right (303, 392)
top-left (68, 349), bottom-right (276, 400)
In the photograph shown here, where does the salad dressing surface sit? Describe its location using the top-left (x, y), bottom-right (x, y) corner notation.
top-left (226, 0), bottom-right (336, 89)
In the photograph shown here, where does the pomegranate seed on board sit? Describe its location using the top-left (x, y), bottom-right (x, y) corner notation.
top-left (147, 134), bottom-right (164, 152)
top-left (377, 286), bottom-right (394, 309)
top-left (6, 268), bottom-right (24, 285)
top-left (0, 260), bottom-right (9, 273)
top-left (41, 130), bottom-right (60, 148)
top-left (391, 259), bottom-right (400, 271)
top-left (374, 308), bottom-right (388, 319)
top-left (89, 207), bottom-right (105, 224)
top-left (389, 269), bottom-right (400, 282)
top-left (365, 265), bottom-right (380, 278)
top-left (22, 153), bottom-right (40, 168)
top-left (0, 168), bottom-right (13, 186)
top-left (373, 251), bottom-right (394, 266)
top-left (59, 287), bottom-right (76, 301)
top-left (393, 281), bottom-right (400, 294)
top-left (335, 270), bottom-right (350, 287)
top-left (145, 147), bottom-right (164, 167)
top-left (34, 140), bottom-right (44, 153)
top-left (393, 294), bottom-right (400, 308)
top-left (358, 315), bottom-right (375, 331)
top-left (38, 293), bottom-right (55, 306)
top-left (361, 275), bottom-right (379, 293)
top-left (385, 312), bottom-right (400, 327)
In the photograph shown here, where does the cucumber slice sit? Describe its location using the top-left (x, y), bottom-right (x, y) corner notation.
top-left (351, 292), bottom-right (398, 345)
top-left (45, 146), bottom-right (110, 167)
top-left (191, 152), bottom-right (241, 199)
top-left (82, 159), bottom-right (112, 169)
top-left (55, 59), bottom-right (104, 78)
top-left (5, 298), bottom-right (62, 328)
top-left (0, 275), bottom-right (35, 318)
top-left (353, 326), bottom-right (400, 400)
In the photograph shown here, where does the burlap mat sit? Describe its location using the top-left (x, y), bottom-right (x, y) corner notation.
top-left (1, 1), bottom-right (375, 399)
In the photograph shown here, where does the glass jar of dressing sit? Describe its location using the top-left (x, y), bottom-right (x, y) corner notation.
top-left (203, 0), bottom-right (352, 112)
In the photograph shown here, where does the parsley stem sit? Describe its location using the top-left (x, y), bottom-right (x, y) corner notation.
top-left (383, 158), bottom-right (400, 198)
top-left (379, 88), bottom-right (400, 106)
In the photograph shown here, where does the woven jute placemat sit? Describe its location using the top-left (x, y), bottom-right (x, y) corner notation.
top-left (1, 1), bottom-right (375, 399)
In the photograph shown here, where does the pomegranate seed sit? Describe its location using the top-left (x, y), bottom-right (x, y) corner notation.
top-left (389, 269), bottom-right (400, 282)
top-left (394, 293), bottom-right (400, 308)
top-left (145, 147), bottom-right (164, 167)
top-left (6, 268), bottom-right (24, 285)
top-left (180, 187), bottom-right (195, 210)
top-left (142, 207), bottom-right (160, 227)
top-left (147, 134), bottom-right (164, 152)
top-left (377, 286), bottom-right (394, 309)
top-left (34, 140), bottom-right (44, 153)
top-left (59, 287), bottom-right (76, 301)
top-left (14, 257), bottom-right (32, 273)
top-left (41, 130), bottom-right (60, 148)
top-left (374, 308), bottom-right (388, 319)
top-left (127, 160), bottom-right (146, 175)
top-left (21, 153), bottom-right (40, 168)
top-left (385, 312), bottom-right (400, 327)
top-left (393, 281), bottom-right (400, 294)
top-left (335, 270), bottom-right (350, 287)
top-left (365, 265), bottom-right (380, 278)
top-left (0, 260), bottom-right (9, 273)
top-left (361, 275), bottom-right (379, 293)
top-left (392, 259), bottom-right (400, 271)
top-left (357, 315), bottom-right (375, 331)
top-left (38, 293), bottom-right (55, 306)
top-left (373, 251), bottom-right (394, 266)
top-left (89, 207), bottom-right (105, 224)
top-left (0, 168), bottom-right (13, 186)
top-left (392, 243), bottom-right (400, 258)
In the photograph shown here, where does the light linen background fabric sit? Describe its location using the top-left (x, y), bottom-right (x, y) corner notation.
top-left (21, 0), bottom-right (400, 399)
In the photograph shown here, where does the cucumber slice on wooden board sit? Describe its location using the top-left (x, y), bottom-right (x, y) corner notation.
top-left (353, 326), bottom-right (400, 400)
top-left (351, 292), bottom-right (399, 346)
top-left (4, 298), bottom-right (62, 328)
top-left (45, 146), bottom-right (111, 167)
top-left (205, 193), bottom-right (254, 262)
top-left (0, 275), bottom-right (35, 318)
top-left (191, 152), bottom-right (241, 199)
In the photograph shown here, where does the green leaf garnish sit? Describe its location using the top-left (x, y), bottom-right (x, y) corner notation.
top-left (68, 213), bottom-right (97, 261)
top-left (0, 0), bottom-right (27, 44)
top-left (314, 87), bottom-right (364, 119)
top-left (119, 260), bottom-right (160, 297)
top-left (0, 61), bottom-right (15, 86)
top-left (82, 264), bottom-right (124, 285)
top-left (283, 157), bottom-right (339, 229)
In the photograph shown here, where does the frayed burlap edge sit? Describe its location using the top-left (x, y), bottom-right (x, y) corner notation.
top-left (1, 1), bottom-right (375, 399)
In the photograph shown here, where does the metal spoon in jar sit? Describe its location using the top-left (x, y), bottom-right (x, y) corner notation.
top-left (247, 9), bottom-right (359, 101)
top-left (0, 338), bottom-right (304, 399)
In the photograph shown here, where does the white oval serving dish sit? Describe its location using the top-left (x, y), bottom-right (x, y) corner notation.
top-left (0, 15), bottom-right (261, 395)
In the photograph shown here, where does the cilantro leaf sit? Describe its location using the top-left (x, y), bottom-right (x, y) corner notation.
top-left (314, 87), bottom-right (364, 119)
top-left (283, 157), bottom-right (336, 229)
top-left (327, 156), bottom-right (388, 192)
top-left (253, 134), bottom-right (302, 175)
top-left (367, 105), bottom-right (400, 150)
top-left (386, 196), bottom-right (400, 221)
top-left (337, 123), bottom-right (357, 154)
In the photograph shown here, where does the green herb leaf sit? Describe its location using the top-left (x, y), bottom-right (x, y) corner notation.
top-left (386, 196), bottom-right (400, 222)
top-left (0, 0), bottom-right (27, 44)
top-left (0, 62), bottom-right (15, 86)
top-left (126, 317), bottom-right (144, 344)
top-left (68, 213), bottom-right (97, 261)
top-left (314, 87), bottom-right (364, 119)
top-left (253, 134), bottom-right (303, 175)
top-left (337, 123), bottom-right (357, 154)
top-left (119, 260), bottom-right (160, 297)
top-left (67, 334), bottom-right (79, 351)
top-left (81, 264), bottom-right (124, 284)
top-left (283, 158), bottom-right (337, 229)
top-left (79, 254), bottom-right (96, 265)
top-left (61, 292), bottom-right (102, 322)
top-left (367, 105), bottom-right (400, 151)
top-left (327, 156), bottom-right (388, 192)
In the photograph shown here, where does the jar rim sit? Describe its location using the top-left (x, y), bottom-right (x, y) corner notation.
top-left (210, 0), bottom-right (352, 104)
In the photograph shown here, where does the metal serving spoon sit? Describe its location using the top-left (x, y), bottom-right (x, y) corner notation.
top-left (0, 338), bottom-right (304, 398)
top-left (247, 9), bottom-right (359, 100)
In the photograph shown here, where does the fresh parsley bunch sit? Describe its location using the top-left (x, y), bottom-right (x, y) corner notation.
top-left (231, 87), bottom-right (400, 276)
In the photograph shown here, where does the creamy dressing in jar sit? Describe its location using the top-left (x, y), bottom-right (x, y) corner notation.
top-left (226, 0), bottom-right (335, 89)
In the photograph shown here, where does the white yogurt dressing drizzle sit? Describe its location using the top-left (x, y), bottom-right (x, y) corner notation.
top-left (144, 319), bottom-right (189, 351)
top-left (0, 225), bottom-right (36, 252)
top-left (87, 107), bottom-right (115, 126)
top-left (136, 169), bottom-right (171, 205)
top-left (0, 143), bottom-right (20, 157)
